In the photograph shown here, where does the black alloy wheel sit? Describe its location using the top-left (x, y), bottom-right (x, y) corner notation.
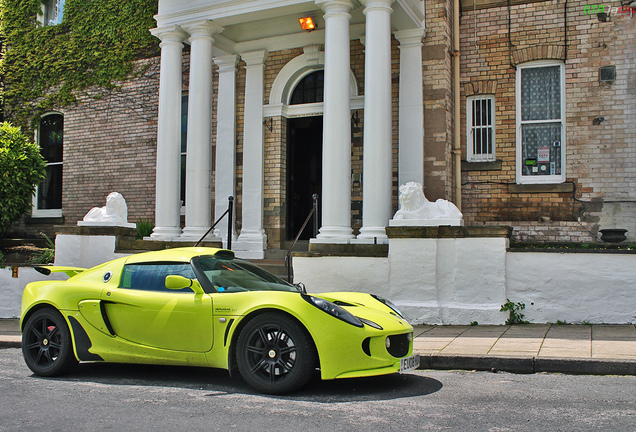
top-left (22, 308), bottom-right (78, 376)
top-left (236, 312), bottom-right (316, 394)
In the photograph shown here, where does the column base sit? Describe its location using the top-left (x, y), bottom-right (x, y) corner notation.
top-left (313, 226), bottom-right (355, 244)
top-left (150, 226), bottom-right (183, 241)
top-left (180, 226), bottom-right (221, 243)
top-left (354, 226), bottom-right (388, 244)
top-left (234, 230), bottom-right (267, 259)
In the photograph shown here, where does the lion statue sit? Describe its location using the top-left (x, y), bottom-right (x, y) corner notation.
top-left (393, 182), bottom-right (462, 221)
top-left (83, 192), bottom-right (129, 224)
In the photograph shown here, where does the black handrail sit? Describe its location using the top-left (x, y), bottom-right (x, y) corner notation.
top-left (195, 196), bottom-right (234, 248)
top-left (285, 194), bottom-right (318, 283)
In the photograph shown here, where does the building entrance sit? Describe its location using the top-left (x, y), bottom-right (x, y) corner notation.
top-left (287, 116), bottom-right (322, 241)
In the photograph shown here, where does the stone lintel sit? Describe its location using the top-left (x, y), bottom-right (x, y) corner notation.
top-left (55, 225), bottom-right (137, 238)
top-left (386, 225), bottom-right (513, 239)
top-left (297, 243), bottom-right (389, 257)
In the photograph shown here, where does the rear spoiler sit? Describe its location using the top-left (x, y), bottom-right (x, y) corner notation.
top-left (34, 266), bottom-right (87, 277)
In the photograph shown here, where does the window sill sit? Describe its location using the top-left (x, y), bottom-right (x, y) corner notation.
top-left (508, 183), bottom-right (574, 193)
top-left (462, 160), bottom-right (502, 171)
top-left (26, 216), bottom-right (65, 225)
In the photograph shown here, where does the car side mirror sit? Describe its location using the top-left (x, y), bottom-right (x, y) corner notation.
top-left (165, 275), bottom-right (205, 295)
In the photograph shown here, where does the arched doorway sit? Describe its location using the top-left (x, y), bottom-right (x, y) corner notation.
top-left (286, 70), bottom-right (323, 241)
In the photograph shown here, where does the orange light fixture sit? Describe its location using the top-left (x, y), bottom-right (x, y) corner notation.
top-left (299, 16), bottom-right (316, 31)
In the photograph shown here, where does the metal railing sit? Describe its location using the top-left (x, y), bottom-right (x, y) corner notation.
top-left (195, 196), bottom-right (234, 248)
top-left (285, 194), bottom-right (318, 283)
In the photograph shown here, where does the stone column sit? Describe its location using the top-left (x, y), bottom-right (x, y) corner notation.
top-left (214, 54), bottom-right (239, 248)
top-left (313, 0), bottom-right (355, 243)
top-left (181, 20), bottom-right (224, 241)
top-left (234, 50), bottom-right (268, 259)
top-left (356, 0), bottom-right (394, 243)
top-left (149, 25), bottom-right (188, 240)
top-left (395, 29), bottom-right (425, 187)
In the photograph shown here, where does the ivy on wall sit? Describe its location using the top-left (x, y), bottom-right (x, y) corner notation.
top-left (0, 0), bottom-right (159, 129)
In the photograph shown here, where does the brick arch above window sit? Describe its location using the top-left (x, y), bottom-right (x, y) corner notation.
top-left (463, 80), bottom-right (498, 97)
top-left (511, 45), bottom-right (566, 66)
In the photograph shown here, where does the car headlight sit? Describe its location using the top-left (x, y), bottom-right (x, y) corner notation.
top-left (371, 294), bottom-right (404, 319)
top-left (303, 295), bottom-right (363, 327)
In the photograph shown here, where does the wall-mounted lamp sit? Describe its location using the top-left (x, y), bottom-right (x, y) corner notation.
top-left (593, 116), bottom-right (605, 125)
top-left (299, 17), bottom-right (316, 31)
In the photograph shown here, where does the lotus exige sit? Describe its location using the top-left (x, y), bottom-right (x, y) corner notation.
top-left (21, 247), bottom-right (419, 393)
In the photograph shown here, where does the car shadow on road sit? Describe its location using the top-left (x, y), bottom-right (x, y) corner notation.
top-left (46, 362), bottom-right (442, 402)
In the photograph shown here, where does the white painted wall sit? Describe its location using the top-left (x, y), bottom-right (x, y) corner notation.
top-left (506, 252), bottom-right (636, 324)
top-left (0, 267), bottom-right (66, 318)
top-left (54, 235), bottom-right (129, 268)
top-left (294, 238), bottom-right (636, 325)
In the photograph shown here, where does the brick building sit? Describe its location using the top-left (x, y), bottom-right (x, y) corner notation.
top-left (12, 0), bottom-right (636, 256)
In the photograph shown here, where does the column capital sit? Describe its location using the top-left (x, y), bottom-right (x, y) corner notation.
top-left (316, 0), bottom-right (356, 14)
top-left (361, 0), bottom-right (394, 14)
top-left (150, 25), bottom-right (188, 44)
top-left (240, 50), bottom-right (268, 67)
top-left (181, 19), bottom-right (224, 41)
top-left (214, 54), bottom-right (239, 72)
top-left (394, 28), bottom-right (426, 46)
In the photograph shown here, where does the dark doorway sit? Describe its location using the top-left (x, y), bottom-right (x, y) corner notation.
top-left (287, 116), bottom-right (322, 240)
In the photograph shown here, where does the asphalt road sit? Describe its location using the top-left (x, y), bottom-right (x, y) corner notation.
top-left (1, 348), bottom-right (635, 431)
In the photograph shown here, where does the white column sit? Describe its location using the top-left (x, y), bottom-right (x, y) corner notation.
top-left (234, 50), bottom-right (268, 259)
top-left (149, 25), bottom-right (188, 240)
top-left (395, 29), bottom-right (425, 187)
top-left (356, 0), bottom-right (394, 243)
top-left (313, 0), bottom-right (355, 243)
top-left (214, 54), bottom-right (239, 248)
top-left (181, 20), bottom-right (224, 241)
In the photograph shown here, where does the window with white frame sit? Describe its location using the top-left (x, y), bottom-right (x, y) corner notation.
top-left (466, 95), bottom-right (496, 162)
top-left (33, 113), bottom-right (63, 217)
top-left (38, 0), bottom-right (65, 26)
top-left (516, 61), bottom-right (566, 183)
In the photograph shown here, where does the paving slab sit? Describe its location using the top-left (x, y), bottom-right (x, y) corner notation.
top-left (488, 324), bottom-right (550, 356)
top-left (441, 325), bottom-right (508, 356)
top-left (538, 325), bottom-right (592, 358)
top-left (413, 325), bottom-right (469, 354)
top-left (592, 325), bottom-right (636, 360)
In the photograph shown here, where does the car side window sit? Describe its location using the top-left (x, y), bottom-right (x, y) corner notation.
top-left (120, 262), bottom-right (196, 293)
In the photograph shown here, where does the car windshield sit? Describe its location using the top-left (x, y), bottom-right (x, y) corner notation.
top-left (194, 257), bottom-right (297, 293)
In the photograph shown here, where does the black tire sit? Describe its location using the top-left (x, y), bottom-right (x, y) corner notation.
top-left (236, 312), bottom-right (316, 394)
top-left (22, 308), bottom-right (78, 377)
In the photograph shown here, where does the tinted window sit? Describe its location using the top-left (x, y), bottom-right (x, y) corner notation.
top-left (120, 263), bottom-right (196, 293)
top-left (194, 257), bottom-right (297, 293)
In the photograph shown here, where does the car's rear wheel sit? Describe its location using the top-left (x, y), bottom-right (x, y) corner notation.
top-left (22, 308), bottom-right (78, 376)
top-left (236, 312), bottom-right (316, 394)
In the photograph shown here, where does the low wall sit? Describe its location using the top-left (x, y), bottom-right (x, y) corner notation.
top-left (294, 227), bottom-right (636, 325)
top-left (0, 267), bottom-right (66, 318)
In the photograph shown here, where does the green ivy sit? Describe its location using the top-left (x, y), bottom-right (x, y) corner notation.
top-left (0, 0), bottom-right (159, 129)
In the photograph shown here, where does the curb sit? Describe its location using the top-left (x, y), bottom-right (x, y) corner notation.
top-left (417, 354), bottom-right (636, 376)
top-left (0, 339), bottom-right (21, 349)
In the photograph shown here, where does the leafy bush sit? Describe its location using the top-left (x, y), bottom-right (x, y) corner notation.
top-left (0, 122), bottom-right (46, 233)
top-left (500, 299), bottom-right (529, 325)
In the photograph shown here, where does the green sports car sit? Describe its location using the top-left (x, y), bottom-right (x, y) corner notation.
top-left (20, 247), bottom-right (419, 394)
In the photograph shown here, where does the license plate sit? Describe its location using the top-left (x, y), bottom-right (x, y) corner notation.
top-left (399, 353), bottom-right (420, 372)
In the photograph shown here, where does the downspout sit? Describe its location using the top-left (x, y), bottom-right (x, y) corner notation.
top-left (453, 0), bottom-right (462, 210)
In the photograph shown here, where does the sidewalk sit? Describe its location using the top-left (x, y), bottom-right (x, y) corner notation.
top-left (413, 324), bottom-right (636, 376)
top-left (2, 318), bottom-right (635, 375)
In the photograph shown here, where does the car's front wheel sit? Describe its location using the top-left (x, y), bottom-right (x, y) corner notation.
top-left (236, 312), bottom-right (316, 394)
top-left (22, 308), bottom-right (78, 376)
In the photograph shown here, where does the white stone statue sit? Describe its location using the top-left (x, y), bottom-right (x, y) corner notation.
top-left (390, 182), bottom-right (464, 226)
top-left (78, 192), bottom-right (135, 228)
